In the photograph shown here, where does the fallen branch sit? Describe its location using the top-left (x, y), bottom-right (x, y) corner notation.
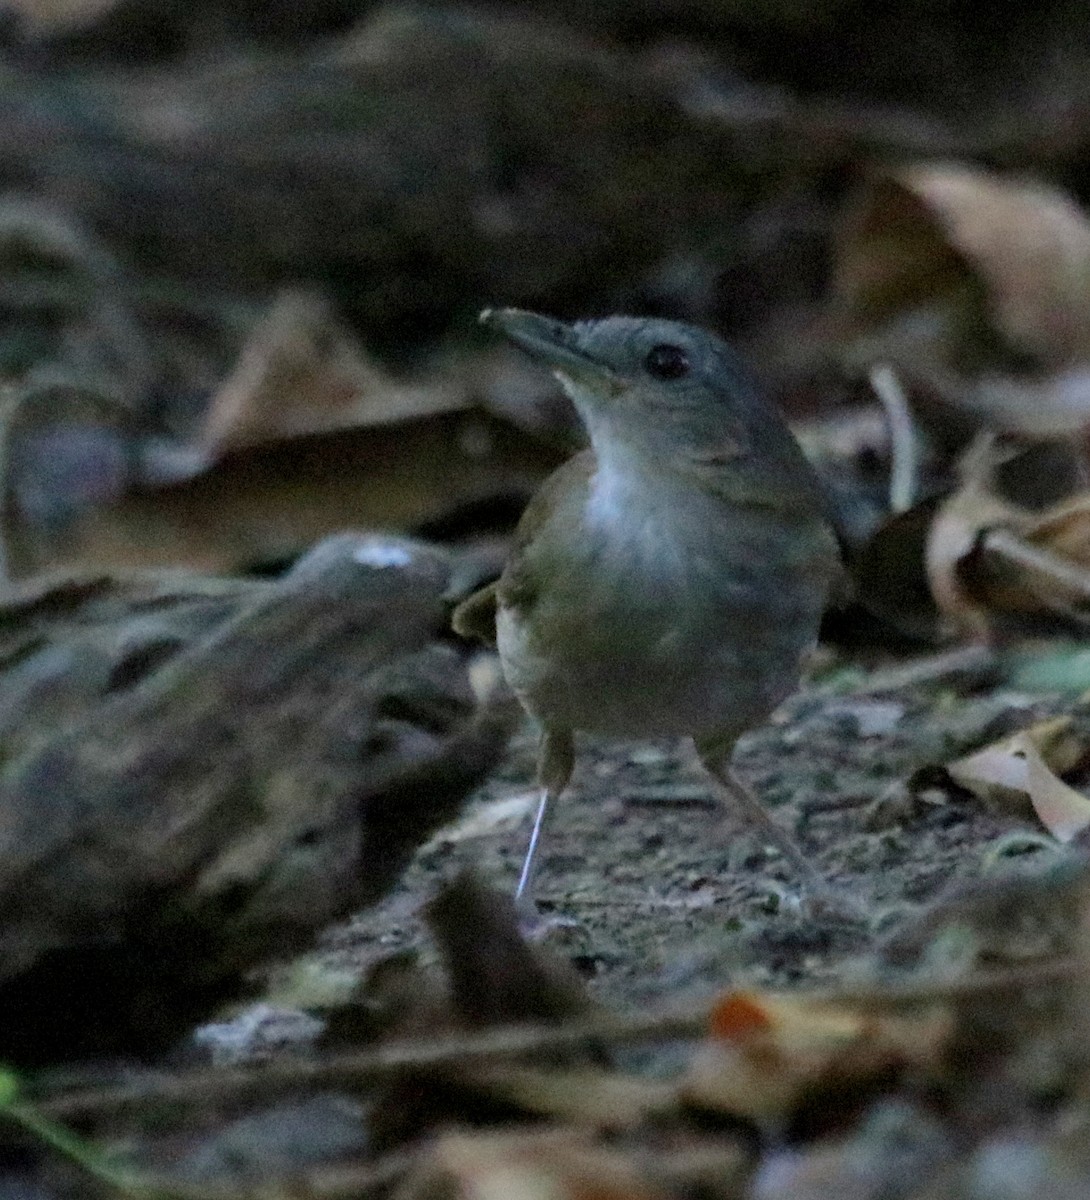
top-left (40, 957), bottom-right (1086, 1121)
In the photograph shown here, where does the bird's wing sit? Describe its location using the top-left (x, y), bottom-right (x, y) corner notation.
top-left (451, 580), bottom-right (499, 646)
top-left (496, 450), bottom-right (594, 617)
top-left (451, 451), bottom-right (594, 646)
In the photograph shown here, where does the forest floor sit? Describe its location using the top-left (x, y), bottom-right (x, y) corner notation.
top-left (323, 649), bottom-right (1072, 1018)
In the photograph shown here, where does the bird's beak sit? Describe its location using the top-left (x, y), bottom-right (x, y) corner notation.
top-left (480, 308), bottom-right (618, 389)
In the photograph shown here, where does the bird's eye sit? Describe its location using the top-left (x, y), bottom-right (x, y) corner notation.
top-left (644, 343), bottom-right (690, 380)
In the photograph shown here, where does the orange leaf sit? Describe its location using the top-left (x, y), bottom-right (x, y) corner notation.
top-left (686, 993), bottom-right (950, 1124)
top-left (708, 991), bottom-right (774, 1041)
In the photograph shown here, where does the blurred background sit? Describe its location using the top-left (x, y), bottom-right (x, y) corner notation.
top-left (11, 6), bottom-right (1090, 1187)
top-left (5, 0), bottom-right (1090, 585)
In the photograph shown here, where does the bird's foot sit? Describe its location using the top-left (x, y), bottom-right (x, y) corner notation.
top-left (516, 899), bottom-right (587, 949)
top-left (800, 883), bottom-right (870, 926)
top-left (756, 875), bottom-right (870, 927)
top-left (798, 882), bottom-right (870, 927)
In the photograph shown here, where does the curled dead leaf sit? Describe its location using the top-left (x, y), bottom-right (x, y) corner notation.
top-left (7, 409), bottom-right (563, 578)
top-left (1026, 495), bottom-right (1090, 569)
top-left (966, 491), bottom-right (1090, 624)
top-left (848, 497), bottom-right (944, 642)
top-left (923, 435), bottom-right (1026, 641)
top-left (899, 166), bottom-right (1090, 367)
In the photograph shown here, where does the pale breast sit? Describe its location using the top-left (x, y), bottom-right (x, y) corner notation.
top-left (496, 460), bottom-right (837, 742)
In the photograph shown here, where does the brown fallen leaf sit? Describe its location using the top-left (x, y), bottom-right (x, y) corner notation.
top-left (393, 1129), bottom-right (674, 1200)
top-left (947, 720), bottom-right (1090, 842)
top-left (897, 167), bottom-right (1090, 366)
top-left (467, 1064), bottom-right (677, 1132)
top-left (6, 408), bottom-right (563, 578)
top-left (368, 873), bottom-right (597, 1152)
top-left (847, 495), bottom-right (945, 642)
top-left (980, 494), bottom-right (1090, 619)
top-left (954, 487), bottom-right (1090, 627)
top-left (834, 164), bottom-right (1090, 435)
top-left (198, 289), bottom-right (469, 454)
top-left (1025, 494), bottom-right (1090, 569)
top-left (847, 433), bottom-right (1090, 642)
top-left (923, 434), bottom-right (1027, 641)
top-left (683, 989), bottom-right (951, 1126)
top-left (425, 872), bottom-right (594, 1031)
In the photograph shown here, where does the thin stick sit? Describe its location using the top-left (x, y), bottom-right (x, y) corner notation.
top-left (982, 526), bottom-right (1090, 605)
top-left (39, 957), bottom-right (1085, 1122)
top-left (852, 644), bottom-right (998, 696)
top-left (870, 363), bottom-right (919, 514)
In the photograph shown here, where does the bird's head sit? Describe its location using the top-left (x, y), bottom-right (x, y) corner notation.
top-left (481, 307), bottom-right (828, 516)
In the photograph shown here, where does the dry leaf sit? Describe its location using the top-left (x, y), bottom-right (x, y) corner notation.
top-left (966, 492), bottom-right (1090, 622)
top-left (851, 440), bottom-right (1090, 641)
top-left (8, 410), bottom-right (563, 578)
top-left (683, 989), bottom-right (950, 1124)
top-left (1027, 495), bottom-right (1090, 568)
top-left (834, 164), bottom-right (1090, 434)
top-left (393, 1130), bottom-right (672, 1200)
top-left (923, 435), bottom-right (1026, 640)
top-left (199, 289), bottom-right (468, 453)
top-left (849, 497), bottom-right (944, 642)
top-left (468, 1065), bottom-right (677, 1131)
top-left (899, 167), bottom-right (1090, 366)
top-left (947, 720), bottom-right (1090, 842)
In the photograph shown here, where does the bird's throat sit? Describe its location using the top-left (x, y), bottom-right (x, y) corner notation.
top-left (581, 438), bottom-right (696, 562)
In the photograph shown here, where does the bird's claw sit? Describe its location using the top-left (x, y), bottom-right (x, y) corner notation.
top-left (756, 877), bottom-right (869, 927)
top-left (798, 883), bottom-right (870, 926)
top-left (516, 903), bottom-right (587, 948)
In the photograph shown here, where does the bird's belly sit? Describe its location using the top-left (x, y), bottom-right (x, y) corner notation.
top-left (496, 558), bottom-right (824, 740)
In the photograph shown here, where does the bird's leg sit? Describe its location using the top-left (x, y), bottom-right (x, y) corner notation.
top-left (515, 791), bottom-right (553, 901)
top-left (708, 764), bottom-right (828, 891)
top-left (516, 727), bottom-right (574, 930)
top-left (696, 740), bottom-right (864, 921)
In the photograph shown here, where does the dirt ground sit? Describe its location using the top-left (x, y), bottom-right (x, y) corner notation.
top-left (321, 653), bottom-right (1075, 1016)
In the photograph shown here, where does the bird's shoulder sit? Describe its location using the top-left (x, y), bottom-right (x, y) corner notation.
top-left (450, 578), bottom-right (500, 645)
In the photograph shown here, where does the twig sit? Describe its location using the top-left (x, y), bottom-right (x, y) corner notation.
top-left (125, 1151), bottom-right (416, 1200)
top-left (39, 957), bottom-right (1085, 1122)
top-left (982, 526), bottom-right (1090, 605)
top-left (869, 363), bottom-right (919, 515)
top-left (851, 644), bottom-right (998, 695)
top-left (39, 1010), bottom-right (707, 1120)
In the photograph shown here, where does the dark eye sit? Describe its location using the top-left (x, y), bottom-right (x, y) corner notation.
top-left (644, 343), bottom-right (690, 380)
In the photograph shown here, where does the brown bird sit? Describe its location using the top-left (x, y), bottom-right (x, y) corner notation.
top-left (454, 309), bottom-right (844, 919)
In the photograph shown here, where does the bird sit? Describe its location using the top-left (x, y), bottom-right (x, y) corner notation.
top-left (453, 308), bottom-right (844, 920)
